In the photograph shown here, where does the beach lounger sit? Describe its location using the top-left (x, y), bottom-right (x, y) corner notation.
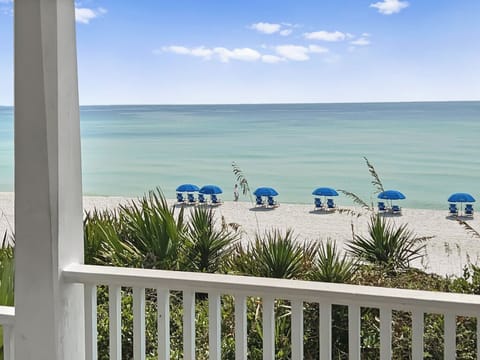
top-left (267, 196), bottom-right (279, 208)
top-left (392, 204), bottom-right (402, 215)
top-left (378, 201), bottom-right (387, 213)
top-left (176, 192), bottom-right (185, 203)
top-left (255, 195), bottom-right (264, 207)
top-left (198, 193), bottom-right (206, 205)
top-left (314, 197), bottom-right (323, 210)
top-left (211, 194), bottom-right (222, 205)
top-left (449, 203), bottom-right (458, 216)
top-left (465, 204), bottom-right (474, 217)
top-left (187, 193), bottom-right (196, 204)
top-left (327, 198), bottom-right (336, 210)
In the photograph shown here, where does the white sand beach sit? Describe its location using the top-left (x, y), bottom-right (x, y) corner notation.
top-left (1, 192), bottom-right (479, 277)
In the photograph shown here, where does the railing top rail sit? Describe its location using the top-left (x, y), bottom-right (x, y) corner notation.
top-left (0, 305), bottom-right (15, 325)
top-left (64, 264), bottom-right (480, 314)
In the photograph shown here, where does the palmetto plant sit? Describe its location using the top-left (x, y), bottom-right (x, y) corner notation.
top-left (347, 214), bottom-right (429, 272)
top-left (182, 206), bottom-right (239, 273)
top-left (119, 188), bottom-right (186, 270)
top-left (312, 240), bottom-right (357, 283)
top-left (84, 209), bottom-right (140, 266)
top-left (232, 229), bottom-right (308, 279)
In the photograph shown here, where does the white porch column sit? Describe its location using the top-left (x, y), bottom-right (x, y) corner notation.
top-left (14, 0), bottom-right (85, 359)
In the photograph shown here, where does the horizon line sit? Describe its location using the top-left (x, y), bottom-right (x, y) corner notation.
top-left (1, 99), bottom-right (480, 107)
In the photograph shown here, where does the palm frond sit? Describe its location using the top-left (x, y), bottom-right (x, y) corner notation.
top-left (364, 157), bottom-right (384, 194)
top-left (337, 189), bottom-right (371, 211)
top-left (457, 219), bottom-right (480, 239)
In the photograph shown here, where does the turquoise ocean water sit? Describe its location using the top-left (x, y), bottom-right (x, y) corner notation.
top-left (0, 102), bottom-right (479, 209)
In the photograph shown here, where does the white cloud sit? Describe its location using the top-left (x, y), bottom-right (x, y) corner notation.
top-left (303, 30), bottom-right (346, 42)
top-left (274, 44), bottom-right (329, 61)
top-left (161, 45), bottom-right (261, 63)
top-left (214, 47), bottom-right (262, 62)
top-left (308, 45), bottom-right (329, 54)
top-left (350, 38), bottom-right (371, 46)
top-left (160, 43), bottom-right (328, 63)
top-left (75, 7), bottom-right (107, 24)
top-left (275, 45), bottom-right (309, 61)
top-left (162, 46), bottom-right (190, 55)
top-left (279, 29), bottom-right (292, 36)
top-left (370, 0), bottom-right (409, 15)
top-left (250, 22), bottom-right (281, 34)
top-left (261, 55), bottom-right (284, 63)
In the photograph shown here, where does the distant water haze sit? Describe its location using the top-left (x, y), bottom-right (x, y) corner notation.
top-left (1, 101), bottom-right (479, 210)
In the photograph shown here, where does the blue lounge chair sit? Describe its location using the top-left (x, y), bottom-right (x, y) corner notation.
top-left (267, 196), bottom-right (278, 208)
top-left (378, 202), bottom-right (387, 213)
top-left (255, 195), bottom-right (264, 207)
top-left (211, 194), bottom-right (222, 205)
top-left (465, 204), bottom-right (474, 217)
top-left (449, 203), bottom-right (458, 216)
top-left (314, 197), bottom-right (323, 210)
top-left (198, 193), bottom-right (206, 205)
top-left (176, 192), bottom-right (185, 203)
top-left (392, 204), bottom-right (402, 215)
top-left (187, 193), bottom-right (196, 204)
top-left (327, 198), bottom-right (336, 210)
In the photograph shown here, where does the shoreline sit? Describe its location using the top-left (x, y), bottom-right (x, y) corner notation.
top-left (1, 192), bottom-right (479, 277)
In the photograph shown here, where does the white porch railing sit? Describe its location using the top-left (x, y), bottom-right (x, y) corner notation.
top-left (63, 263), bottom-right (480, 360)
top-left (0, 305), bottom-right (15, 360)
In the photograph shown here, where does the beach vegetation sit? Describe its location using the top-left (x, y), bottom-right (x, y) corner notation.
top-left (118, 189), bottom-right (186, 270)
top-left (230, 229), bottom-right (314, 279)
top-left (232, 161), bottom-right (251, 198)
top-left (347, 214), bottom-right (428, 273)
top-left (182, 206), bottom-right (239, 273)
top-left (0, 231), bottom-right (14, 358)
top-left (311, 239), bottom-right (357, 283)
top-left (2, 186), bottom-right (480, 359)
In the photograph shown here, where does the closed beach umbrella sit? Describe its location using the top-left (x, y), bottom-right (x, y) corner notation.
top-left (199, 185), bottom-right (223, 195)
top-left (448, 193), bottom-right (476, 203)
top-left (377, 190), bottom-right (406, 200)
top-left (253, 187), bottom-right (279, 197)
top-left (176, 184), bottom-right (200, 192)
top-left (312, 187), bottom-right (338, 197)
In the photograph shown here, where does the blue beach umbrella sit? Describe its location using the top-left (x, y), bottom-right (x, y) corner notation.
top-left (176, 184), bottom-right (200, 193)
top-left (378, 190), bottom-right (406, 200)
top-left (199, 185), bottom-right (223, 195)
top-left (312, 187), bottom-right (338, 197)
top-left (253, 187), bottom-right (279, 197)
top-left (448, 193), bottom-right (476, 203)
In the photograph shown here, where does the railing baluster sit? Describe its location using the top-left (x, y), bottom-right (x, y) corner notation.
top-left (348, 304), bottom-right (361, 360)
top-left (133, 287), bottom-right (146, 360)
top-left (84, 283), bottom-right (97, 360)
top-left (379, 307), bottom-right (391, 360)
top-left (3, 324), bottom-right (14, 360)
top-left (411, 309), bottom-right (424, 360)
top-left (157, 288), bottom-right (170, 360)
top-left (109, 285), bottom-right (122, 360)
top-left (444, 313), bottom-right (456, 359)
top-left (263, 296), bottom-right (275, 360)
top-left (291, 299), bottom-right (303, 360)
top-left (183, 290), bottom-right (195, 360)
top-left (209, 292), bottom-right (221, 360)
top-left (319, 302), bottom-right (331, 360)
top-left (235, 294), bottom-right (247, 359)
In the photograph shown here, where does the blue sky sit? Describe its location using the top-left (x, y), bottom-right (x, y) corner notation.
top-left (1, 0), bottom-right (480, 105)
